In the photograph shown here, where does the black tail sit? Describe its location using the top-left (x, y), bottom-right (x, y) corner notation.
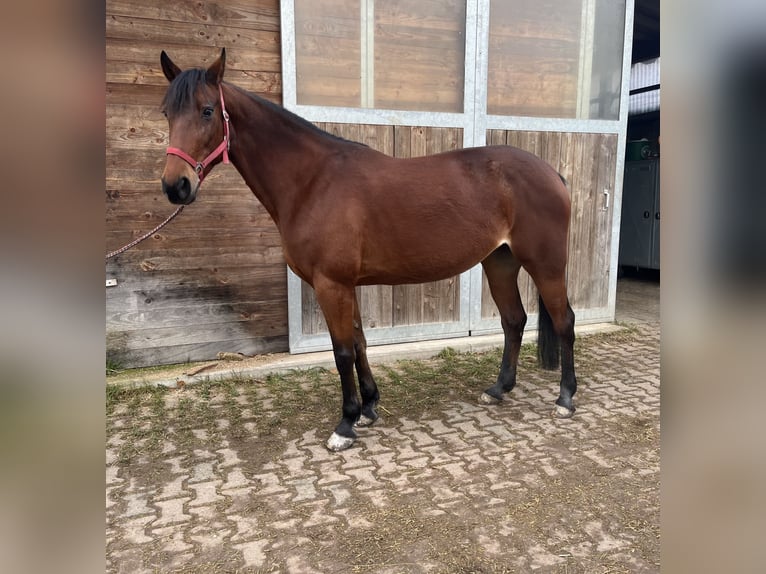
top-left (537, 295), bottom-right (560, 370)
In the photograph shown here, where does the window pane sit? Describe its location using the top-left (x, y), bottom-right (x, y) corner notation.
top-left (294, 0), bottom-right (466, 112)
top-left (588, 0), bottom-right (626, 119)
top-left (488, 0), bottom-right (625, 119)
top-left (374, 0), bottom-right (466, 112)
top-left (295, 0), bottom-right (361, 107)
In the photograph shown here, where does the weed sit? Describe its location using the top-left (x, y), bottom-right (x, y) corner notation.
top-left (106, 358), bottom-right (123, 376)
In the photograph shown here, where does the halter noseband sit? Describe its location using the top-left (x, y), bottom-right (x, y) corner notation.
top-left (165, 84), bottom-right (231, 182)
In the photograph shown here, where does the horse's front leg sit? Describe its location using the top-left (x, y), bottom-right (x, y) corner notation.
top-left (314, 277), bottom-right (361, 451)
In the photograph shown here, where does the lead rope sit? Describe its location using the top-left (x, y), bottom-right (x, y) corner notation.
top-left (105, 204), bottom-right (185, 261)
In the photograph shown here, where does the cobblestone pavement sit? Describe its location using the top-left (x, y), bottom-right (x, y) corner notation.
top-left (106, 321), bottom-right (660, 573)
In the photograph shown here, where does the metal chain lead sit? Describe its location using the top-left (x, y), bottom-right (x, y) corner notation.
top-left (105, 205), bottom-right (185, 261)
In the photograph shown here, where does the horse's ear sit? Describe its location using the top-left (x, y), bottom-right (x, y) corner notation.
top-left (206, 48), bottom-right (226, 86)
top-left (160, 51), bottom-right (182, 83)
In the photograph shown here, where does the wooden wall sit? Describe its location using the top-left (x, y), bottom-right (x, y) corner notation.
top-left (106, 0), bottom-right (286, 367)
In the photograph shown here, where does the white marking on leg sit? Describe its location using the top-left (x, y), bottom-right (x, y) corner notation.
top-left (355, 414), bottom-right (376, 427)
top-left (480, 392), bottom-right (501, 405)
top-left (553, 404), bottom-right (575, 418)
top-left (326, 432), bottom-right (355, 451)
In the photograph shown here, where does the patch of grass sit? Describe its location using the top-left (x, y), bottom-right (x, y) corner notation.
top-left (106, 383), bottom-right (127, 415)
top-left (108, 385), bottom-right (171, 465)
top-left (219, 379), bottom-right (247, 439)
top-left (105, 327), bottom-right (654, 459)
top-left (106, 358), bottom-right (123, 376)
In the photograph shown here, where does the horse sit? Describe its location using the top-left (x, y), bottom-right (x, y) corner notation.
top-left (159, 49), bottom-right (577, 451)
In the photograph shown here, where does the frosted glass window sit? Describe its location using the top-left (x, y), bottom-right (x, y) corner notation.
top-left (487, 0), bottom-right (625, 119)
top-left (295, 0), bottom-right (466, 112)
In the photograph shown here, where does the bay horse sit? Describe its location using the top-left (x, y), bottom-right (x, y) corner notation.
top-left (159, 49), bottom-right (577, 451)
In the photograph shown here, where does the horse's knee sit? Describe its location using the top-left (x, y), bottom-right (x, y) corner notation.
top-left (502, 311), bottom-right (527, 335)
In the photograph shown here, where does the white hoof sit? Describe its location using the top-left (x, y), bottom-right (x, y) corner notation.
top-left (553, 405), bottom-right (575, 419)
top-left (480, 392), bottom-right (501, 405)
top-left (326, 432), bottom-right (355, 451)
top-left (355, 414), bottom-right (376, 428)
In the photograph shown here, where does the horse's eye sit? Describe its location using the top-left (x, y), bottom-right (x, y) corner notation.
top-left (202, 107), bottom-right (214, 119)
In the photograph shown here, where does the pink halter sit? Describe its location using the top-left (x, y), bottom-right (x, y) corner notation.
top-left (166, 84), bottom-right (231, 182)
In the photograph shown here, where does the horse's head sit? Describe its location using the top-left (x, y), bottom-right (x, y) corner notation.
top-left (160, 49), bottom-right (230, 205)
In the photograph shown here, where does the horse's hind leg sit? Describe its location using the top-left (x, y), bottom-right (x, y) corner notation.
top-left (533, 275), bottom-right (577, 418)
top-left (352, 292), bottom-right (380, 427)
top-left (479, 245), bottom-right (526, 404)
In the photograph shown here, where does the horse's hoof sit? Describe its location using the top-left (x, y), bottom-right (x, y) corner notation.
top-left (480, 392), bottom-right (501, 405)
top-left (326, 432), bottom-right (356, 451)
top-left (553, 404), bottom-right (575, 418)
top-left (355, 414), bottom-right (377, 428)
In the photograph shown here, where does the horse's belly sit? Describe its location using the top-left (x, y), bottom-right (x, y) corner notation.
top-left (358, 235), bottom-right (502, 285)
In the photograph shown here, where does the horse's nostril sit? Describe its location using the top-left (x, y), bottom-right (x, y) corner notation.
top-left (161, 176), bottom-right (191, 204)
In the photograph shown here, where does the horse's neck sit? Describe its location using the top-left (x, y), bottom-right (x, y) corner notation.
top-left (224, 86), bottom-right (337, 225)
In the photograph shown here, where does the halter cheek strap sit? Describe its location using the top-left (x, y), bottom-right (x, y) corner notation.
top-left (166, 84), bottom-right (231, 182)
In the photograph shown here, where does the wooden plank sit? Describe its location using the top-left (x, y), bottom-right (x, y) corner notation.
top-left (593, 133), bottom-right (617, 307)
top-left (105, 267), bottom-right (286, 302)
top-left (107, 333), bottom-right (287, 368)
top-left (395, 126), bottom-right (424, 326)
top-left (358, 285), bottom-right (393, 330)
top-left (107, 59), bottom-right (282, 93)
top-left (358, 124), bottom-right (394, 155)
top-left (107, 297), bottom-right (286, 332)
top-left (565, 133), bottom-right (591, 309)
top-left (393, 125), bottom-right (412, 159)
top-left (375, 0), bottom-right (466, 26)
top-left (423, 127), bottom-right (461, 323)
top-left (410, 126), bottom-right (428, 158)
top-left (359, 125), bottom-right (395, 330)
top-left (487, 129), bottom-right (506, 146)
top-left (107, 0), bottom-right (280, 31)
top-left (301, 281), bottom-right (327, 335)
top-left (106, 23), bottom-right (281, 71)
top-left (105, 270), bottom-right (286, 307)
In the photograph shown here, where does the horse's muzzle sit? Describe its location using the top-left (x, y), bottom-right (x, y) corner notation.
top-left (162, 176), bottom-right (197, 205)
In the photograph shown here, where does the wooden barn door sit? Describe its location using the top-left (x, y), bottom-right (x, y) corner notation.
top-left (281, 0), bottom-right (632, 351)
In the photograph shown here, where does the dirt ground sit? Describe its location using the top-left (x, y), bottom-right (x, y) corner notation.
top-left (106, 321), bottom-right (659, 573)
